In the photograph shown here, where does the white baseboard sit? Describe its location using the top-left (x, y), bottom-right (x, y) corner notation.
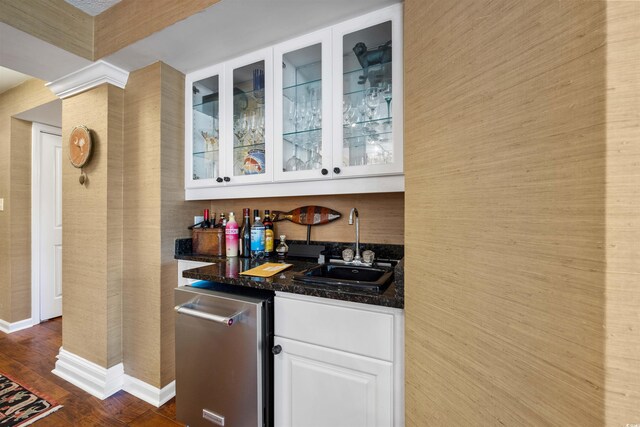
top-left (52, 347), bottom-right (124, 400)
top-left (123, 376), bottom-right (175, 408)
top-left (51, 347), bottom-right (176, 407)
top-left (0, 318), bottom-right (34, 334)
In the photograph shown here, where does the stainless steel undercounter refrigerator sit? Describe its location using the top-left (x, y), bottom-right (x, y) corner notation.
top-left (175, 282), bottom-right (274, 427)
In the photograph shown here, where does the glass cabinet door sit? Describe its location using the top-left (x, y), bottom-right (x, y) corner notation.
top-left (333, 7), bottom-right (403, 177)
top-left (274, 30), bottom-right (332, 182)
top-left (225, 49), bottom-right (273, 185)
top-left (190, 73), bottom-right (222, 185)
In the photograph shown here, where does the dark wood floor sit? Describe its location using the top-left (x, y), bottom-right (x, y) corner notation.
top-left (0, 317), bottom-right (183, 426)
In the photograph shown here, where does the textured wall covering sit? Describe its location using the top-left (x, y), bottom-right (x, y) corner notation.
top-left (0, 0), bottom-right (93, 60)
top-left (603, 1), bottom-right (640, 422)
top-left (0, 79), bottom-right (57, 323)
top-left (94, 0), bottom-right (220, 59)
top-left (404, 0), bottom-right (638, 425)
top-left (62, 84), bottom-right (123, 368)
top-left (123, 62), bottom-right (209, 388)
top-left (206, 193), bottom-right (405, 245)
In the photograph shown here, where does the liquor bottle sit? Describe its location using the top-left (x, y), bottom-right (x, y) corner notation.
top-left (217, 212), bottom-right (227, 228)
top-left (225, 212), bottom-right (239, 257)
top-left (276, 235), bottom-right (289, 259)
top-left (202, 209), bottom-right (211, 228)
top-left (240, 208), bottom-right (251, 258)
top-left (263, 209), bottom-right (274, 257)
top-left (250, 210), bottom-right (265, 259)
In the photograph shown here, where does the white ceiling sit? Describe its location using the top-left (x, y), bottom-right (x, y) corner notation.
top-left (0, 0), bottom-right (400, 85)
top-left (104, 0), bottom-right (400, 74)
top-left (64, 0), bottom-right (121, 16)
top-left (0, 66), bottom-right (31, 94)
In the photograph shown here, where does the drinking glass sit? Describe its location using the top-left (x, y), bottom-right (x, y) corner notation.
top-left (285, 145), bottom-right (306, 172)
top-left (365, 87), bottom-right (380, 122)
top-left (305, 144), bottom-right (322, 170)
top-left (382, 82), bottom-right (392, 124)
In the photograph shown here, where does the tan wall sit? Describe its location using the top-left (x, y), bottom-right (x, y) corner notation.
top-left (159, 63), bottom-right (211, 386)
top-left (0, 79), bottom-right (57, 323)
top-left (207, 193), bottom-right (405, 245)
top-left (405, 0), bottom-right (638, 425)
top-left (0, 0), bottom-right (220, 62)
top-left (0, 0), bottom-right (93, 60)
top-left (94, 0), bottom-right (220, 60)
top-left (123, 62), bottom-right (208, 388)
top-left (62, 84), bottom-right (123, 368)
top-left (603, 1), bottom-right (640, 423)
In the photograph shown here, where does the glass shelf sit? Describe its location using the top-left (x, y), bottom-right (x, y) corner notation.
top-left (193, 148), bottom-right (220, 156)
top-left (343, 116), bottom-right (392, 128)
top-left (193, 98), bottom-right (219, 110)
top-left (283, 127), bottom-right (321, 137)
top-left (233, 142), bottom-right (265, 151)
top-left (283, 78), bottom-right (322, 92)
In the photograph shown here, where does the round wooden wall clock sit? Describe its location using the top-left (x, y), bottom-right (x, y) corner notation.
top-left (69, 125), bottom-right (93, 168)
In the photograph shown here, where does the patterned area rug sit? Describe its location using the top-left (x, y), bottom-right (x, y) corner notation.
top-left (0, 373), bottom-right (62, 426)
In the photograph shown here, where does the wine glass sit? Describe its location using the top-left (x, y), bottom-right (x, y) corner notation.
top-left (306, 144), bottom-right (323, 170)
top-left (343, 100), bottom-right (354, 126)
top-left (285, 144), bottom-right (306, 172)
top-left (234, 113), bottom-right (248, 145)
top-left (382, 82), bottom-right (392, 124)
top-left (309, 87), bottom-right (321, 129)
top-left (365, 87), bottom-right (380, 123)
top-left (294, 96), bottom-right (307, 131)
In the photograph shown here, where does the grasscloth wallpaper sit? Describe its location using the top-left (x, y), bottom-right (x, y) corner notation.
top-left (404, 0), bottom-right (639, 425)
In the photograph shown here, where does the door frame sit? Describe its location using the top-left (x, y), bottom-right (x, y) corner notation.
top-left (31, 122), bottom-right (62, 325)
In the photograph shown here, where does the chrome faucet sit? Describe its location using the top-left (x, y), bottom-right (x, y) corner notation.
top-left (349, 208), bottom-right (361, 263)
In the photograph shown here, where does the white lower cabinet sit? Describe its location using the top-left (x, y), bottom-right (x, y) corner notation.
top-left (274, 336), bottom-right (392, 427)
top-left (274, 293), bottom-right (404, 427)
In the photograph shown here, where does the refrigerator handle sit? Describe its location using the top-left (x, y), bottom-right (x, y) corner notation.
top-left (174, 304), bottom-right (245, 326)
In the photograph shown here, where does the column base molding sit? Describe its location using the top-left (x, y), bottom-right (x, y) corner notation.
top-left (52, 347), bottom-right (176, 407)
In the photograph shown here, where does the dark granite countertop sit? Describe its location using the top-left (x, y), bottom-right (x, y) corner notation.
top-left (175, 238), bottom-right (404, 309)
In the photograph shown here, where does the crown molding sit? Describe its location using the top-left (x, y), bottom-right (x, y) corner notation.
top-left (46, 60), bottom-right (129, 99)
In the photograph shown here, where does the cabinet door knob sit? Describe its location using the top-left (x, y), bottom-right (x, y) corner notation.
top-left (223, 176), bottom-right (231, 182)
top-left (216, 177), bottom-right (223, 183)
top-left (333, 167), bottom-right (341, 174)
top-left (272, 345), bottom-right (282, 355)
top-left (321, 168), bottom-right (328, 175)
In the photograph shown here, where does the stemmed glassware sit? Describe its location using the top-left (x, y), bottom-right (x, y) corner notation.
top-left (285, 144), bottom-right (306, 172)
top-left (365, 87), bottom-right (380, 123)
top-left (234, 113), bottom-right (248, 144)
top-left (382, 82), bottom-right (392, 124)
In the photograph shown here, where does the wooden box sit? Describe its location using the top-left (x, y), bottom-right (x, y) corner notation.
top-left (192, 228), bottom-right (225, 256)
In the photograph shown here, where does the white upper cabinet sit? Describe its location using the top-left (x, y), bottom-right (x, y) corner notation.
top-left (274, 29), bottom-right (333, 182)
top-left (332, 5), bottom-right (403, 178)
top-left (185, 4), bottom-right (403, 200)
top-left (224, 48), bottom-right (274, 186)
top-left (186, 64), bottom-right (224, 188)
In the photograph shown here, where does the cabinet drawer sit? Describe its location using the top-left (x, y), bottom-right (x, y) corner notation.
top-left (275, 294), bottom-right (395, 361)
top-left (177, 260), bottom-right (212, 287)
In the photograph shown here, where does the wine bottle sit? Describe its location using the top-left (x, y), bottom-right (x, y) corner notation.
top-left (240, 208), bottom-right (251, 258)
top-left (225, 212), bottom-right (239, 257)
top-left (188, 220), bottom-right (205, 230)
top-left (217, 212), bottom-right (226, 228)
top-left (250, 210), bottom-right (265, 259)
top-left (263, 209), bottom-right (274, 257)
top-left (203, 209), bottom-right (211, 228)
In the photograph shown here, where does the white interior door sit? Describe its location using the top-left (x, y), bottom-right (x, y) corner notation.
top-left (38, 127), bottom-right (62, 320)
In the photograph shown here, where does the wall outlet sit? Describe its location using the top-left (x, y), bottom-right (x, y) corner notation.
top-left (0, 198), bottom-right (3, 211)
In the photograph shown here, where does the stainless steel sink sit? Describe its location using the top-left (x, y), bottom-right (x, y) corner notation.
top-left (293, 264), bottom-right (393, 293)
